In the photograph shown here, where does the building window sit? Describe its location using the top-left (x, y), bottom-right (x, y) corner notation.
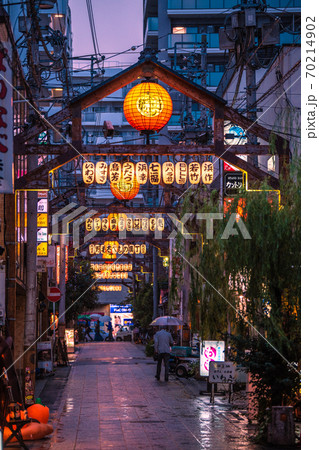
top-left (268, 156), bottom-right (276, 172)
top-left (51, 14), bottom-right (65, 34)
top-left (173, 27), bottom-right (186, 34)
top-left (51, 88), bottom-right (63, 98)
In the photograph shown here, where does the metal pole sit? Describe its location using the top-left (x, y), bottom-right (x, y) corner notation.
top-left (91, 56), bottom-right (94, 88)
top-left (152, 246), bottom-right (158, 319)
top-left (199, 34), bottom-right (208, 129)
top-left (53, 302), bottom-right (56, 341)
top-left (58, 234), bottom-right (66, 335)
top-left (246, 28), bottom-right (258, 167)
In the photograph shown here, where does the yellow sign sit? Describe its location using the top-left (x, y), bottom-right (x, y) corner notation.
top-left (37, 242), bottom-right (48, 256)
top-left (98, 285), bottom-right (122, 292)
top-left (37, 213), bottom-right (48, 227)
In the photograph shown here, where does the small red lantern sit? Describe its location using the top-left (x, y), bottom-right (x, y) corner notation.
top-left (110, 176), bottom-right (140, 200)
top-left (123, 82), bottom-right (173, 132)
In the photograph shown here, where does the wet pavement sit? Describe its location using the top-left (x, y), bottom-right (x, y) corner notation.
top-left (25, 342), bottom-right (269, 450)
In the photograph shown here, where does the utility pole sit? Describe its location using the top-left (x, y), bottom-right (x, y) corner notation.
top-left (199, 34), bottom-right (208, 130)
top-left (24, 0), bottom-right (41, 403)
top-left (219, 1), bottom-right (281, 166)
top-left (244, 4), bottom-right (258, 167)
top-left (58, 233), bottom-right (66, 337)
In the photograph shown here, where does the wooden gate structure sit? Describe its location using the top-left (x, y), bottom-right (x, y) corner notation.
top-left (14, 49), bottom-right (287, 194)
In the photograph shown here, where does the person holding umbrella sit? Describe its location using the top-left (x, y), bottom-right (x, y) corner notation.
top-left (154, 326), bottom-right (174, 382)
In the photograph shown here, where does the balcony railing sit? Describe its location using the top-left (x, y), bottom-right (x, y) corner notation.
top-left (175, 70), bottom-right (224, 87)
top-left (168, 0), bottom-right (300, 9)
top-left (168, 33), bottom-right (219, 48)
top-left (168, 111), bottom-right (213, 127)
top-left (168, 30), bottom-right (300, 51)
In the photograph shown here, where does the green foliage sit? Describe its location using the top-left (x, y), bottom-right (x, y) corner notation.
top-left (129, 282), bottom-right (153, 328)
top-left (65, 260), bottom-right (99, 323)
top-left (145, 339), bottom-right (154, 357)
top-left (171, 158), bottom-right (301, 433)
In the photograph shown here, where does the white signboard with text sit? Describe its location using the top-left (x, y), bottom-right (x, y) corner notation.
top-left (209, 361), bottom-right (235, 383)
top-left (0, 36), bottom-right (13, 193)
top-left (200, 340), bottom-right (225, 377)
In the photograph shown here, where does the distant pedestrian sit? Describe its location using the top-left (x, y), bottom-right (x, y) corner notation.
top-left (107, 321), bottom-right (114, 341)
top-left (84, 320), bottom-right (93, 342)
top-left (154, 327), bottom-right (174, 382)
top-left (94, 321), bottom-right (103, 342)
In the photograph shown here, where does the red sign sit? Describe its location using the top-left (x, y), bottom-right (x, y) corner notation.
top-left (47, 287), bottom-right (61, 302)
top-left (223, 162), bottom-right (236, 172)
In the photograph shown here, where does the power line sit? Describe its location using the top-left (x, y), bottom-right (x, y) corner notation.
top-left (86, 0), bottom-right (100, 57)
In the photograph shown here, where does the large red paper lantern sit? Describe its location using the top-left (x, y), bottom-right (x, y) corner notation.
top-left (110, 176), bottom-right (140, 200)
top-left (123, 82), bottom-right (173, 132)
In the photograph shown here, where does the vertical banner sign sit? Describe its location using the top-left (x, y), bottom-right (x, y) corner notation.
top-left (56, 245), bottom-right (61, 285)
top-left (65, 245), bottom-right (68, 282)
top-left (200, 341), bottom-right (225, 377)
top-left (0, 39), bottom-right (13, 193)
top-left (37, 192), bottom-right (48, 256)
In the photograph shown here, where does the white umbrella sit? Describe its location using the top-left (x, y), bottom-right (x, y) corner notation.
top-left (99, 315), bottom-right (111, 322)
top-left (150, 316), bottom-right (183, 326)
top-left (89, 313), bottom-right (102, 319)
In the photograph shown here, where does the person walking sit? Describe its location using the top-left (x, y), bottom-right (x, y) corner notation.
top-left (154, 327), bottom-right (174, 382)
top-left (107, 320), bottom-right (114, 341)
top-left (84, 320), bottom-right (93, 342)
top-left (94, 321), bottom-right (103, 342)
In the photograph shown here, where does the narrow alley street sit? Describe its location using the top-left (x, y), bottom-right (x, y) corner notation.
top-left (29, 342), bottom-right (267, 450)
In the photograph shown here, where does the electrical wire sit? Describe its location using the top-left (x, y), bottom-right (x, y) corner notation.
top-left (86, 0), bottom-right (100, 57)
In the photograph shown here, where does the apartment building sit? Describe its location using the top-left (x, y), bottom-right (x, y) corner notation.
top-left (143, 0), bottom-right (301, 145)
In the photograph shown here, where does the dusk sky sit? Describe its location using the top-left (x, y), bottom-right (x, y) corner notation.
top-left (69, 0), bottom-right (143, 66)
